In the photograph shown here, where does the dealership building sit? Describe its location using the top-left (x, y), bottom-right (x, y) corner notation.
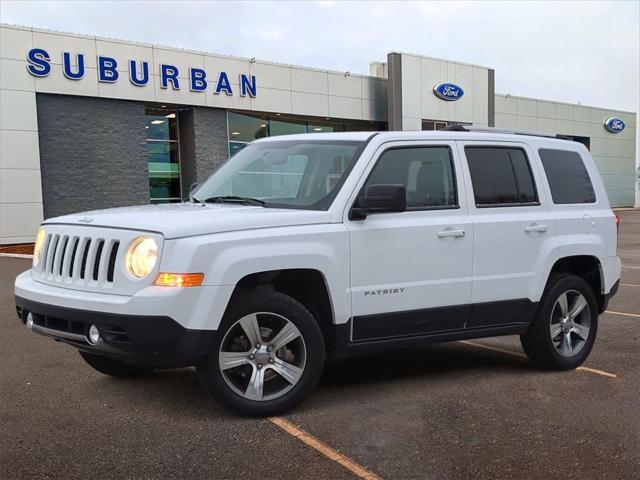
top-left (0, 23), bottom-right (637, 245)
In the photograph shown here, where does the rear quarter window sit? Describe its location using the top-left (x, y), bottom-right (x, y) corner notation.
top-left (539, 149), bottom-right (596, 204)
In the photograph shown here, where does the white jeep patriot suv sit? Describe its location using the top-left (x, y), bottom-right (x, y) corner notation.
top-left (15, 127), bottom-right (621, 416)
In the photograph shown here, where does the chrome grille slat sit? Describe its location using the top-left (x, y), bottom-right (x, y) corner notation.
top-left (44, 234), bottom-right (59, 275)
top-left (52, 235), bottom-right (68, 278)
top-left (83, 239), bottom-right (99, 282)
top-left (40, 233), bottom-right (52, 273)
top-left (62, 236), bottom-right (77, 280)
top-left (97, 239), bottom-right (113, 284)
top-left (73, 238), bottom-right (89, 280)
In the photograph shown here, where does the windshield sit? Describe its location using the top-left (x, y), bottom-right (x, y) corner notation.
top-left (192, 139), bottom-right (364, 209)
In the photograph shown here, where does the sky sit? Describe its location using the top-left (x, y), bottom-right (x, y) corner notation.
top-left (1, 0), bottom-right (639, 113)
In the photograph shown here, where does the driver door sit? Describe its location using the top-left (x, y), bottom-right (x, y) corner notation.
top-left (346, 141), bottom-right (473, 341)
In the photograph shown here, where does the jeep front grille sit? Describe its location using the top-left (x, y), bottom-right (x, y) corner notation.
top-left (39, 233), bottom-right (120, 284)
top-left (32, 225), bottom-right (163, 294)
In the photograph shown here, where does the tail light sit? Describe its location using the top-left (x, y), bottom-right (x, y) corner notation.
top-left (615, 214), bottom-right (620, 236)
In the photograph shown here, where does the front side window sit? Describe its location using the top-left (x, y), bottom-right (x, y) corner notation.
top-left (465, 146), bottom-right (539, 207)
top-left (192, 140), bottom-right (363, 210)
top-left (364, 147), bottom-right (457, 209)
top-left (539, 149), bottom-right (596, 204)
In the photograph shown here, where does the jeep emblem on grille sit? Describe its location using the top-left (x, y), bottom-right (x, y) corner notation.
top-left (78, 216), bottom-right (94, 223)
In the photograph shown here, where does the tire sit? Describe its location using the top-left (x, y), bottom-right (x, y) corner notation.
top-left (79, 351), bottom-right (153, 377)
top-left (197, 290), bottom-right (325, 417)
top-left (521, 274), bottom-right (598, 370)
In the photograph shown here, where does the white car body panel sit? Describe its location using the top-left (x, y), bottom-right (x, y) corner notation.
top-left (16, 130), bottom-right (621, 337)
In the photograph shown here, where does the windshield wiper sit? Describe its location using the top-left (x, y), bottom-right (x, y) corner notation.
top-left (202, 195), bottom-right (266, 206)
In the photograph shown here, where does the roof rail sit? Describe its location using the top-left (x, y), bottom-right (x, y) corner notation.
top-left (441, 124), bottom-right (571, 140)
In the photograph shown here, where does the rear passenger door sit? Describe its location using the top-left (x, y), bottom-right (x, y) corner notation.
top-left (458, 142), bottom-right (555, 328)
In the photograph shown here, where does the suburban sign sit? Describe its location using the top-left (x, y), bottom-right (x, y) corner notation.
top-left (603, 117), bottom-right (625, 134)
top-left (433, 82), bottom-right (464, 101)
top-left (26, 48), bottom-right (257, 97)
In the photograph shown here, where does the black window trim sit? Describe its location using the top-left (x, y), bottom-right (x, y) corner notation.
top-left (464, 145), bottom-right (541, 209)
top-left (354, 144), bottom-right (461, 214)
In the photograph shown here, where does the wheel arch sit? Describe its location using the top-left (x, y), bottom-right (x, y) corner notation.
top-left (226, 268), bottom-right (337, 352)
top-left (544, 255), bottom-right (606, 313)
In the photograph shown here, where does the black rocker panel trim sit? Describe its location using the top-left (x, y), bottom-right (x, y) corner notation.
top-left (351, 298), bottom-right (536, 342)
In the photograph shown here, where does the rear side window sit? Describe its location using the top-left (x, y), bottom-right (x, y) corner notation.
top-left (539, 149), bottom-right (596, 204)
top-left (465, 147), bottom-right (539, 207)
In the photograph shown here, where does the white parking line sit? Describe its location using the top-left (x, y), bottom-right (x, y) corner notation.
top-left (622, 265), bottom-right (640, 270)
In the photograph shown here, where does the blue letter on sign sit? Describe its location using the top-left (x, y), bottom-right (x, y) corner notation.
top-left (240, 74), bottom-right (256, 97)
top-left (26, 48), bottom-right (51, 77)
top-left (215, 71), bottom-right (233, 95)
top-left (62, 52), bottom-right (85, 79)
top-left (160, 64), bottom-right (180, 90)
top-left (98, 56), bottom-right (119, 82)
top-left (190, 68), bottom-right (207, 91)
top-left (129, 60), bottom-right (149, 86)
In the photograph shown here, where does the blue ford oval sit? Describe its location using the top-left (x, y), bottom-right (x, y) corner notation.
top-left (433, 82), bottom-right (464, 101)
top-left (604, 117), bottom-right (625, 133)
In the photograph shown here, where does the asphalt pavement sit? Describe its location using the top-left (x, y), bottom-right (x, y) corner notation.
top-left (1, 210), bottom-right (638, 480)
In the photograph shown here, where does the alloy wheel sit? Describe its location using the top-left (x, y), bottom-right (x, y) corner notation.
top-left (549, 290), bottom-right (591, 357)
top-left (218, 312), bottom-right (306, 401)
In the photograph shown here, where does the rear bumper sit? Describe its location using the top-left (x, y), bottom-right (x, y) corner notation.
top-left (15, 296), bottom-right (217, 368)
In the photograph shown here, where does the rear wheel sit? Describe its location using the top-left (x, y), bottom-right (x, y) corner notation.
top-left (521, 274), bottom-right (598, 370)
top-left (197, 290), bottom-right (325, 417)
top-left (79, 351), bottom-right (153, 376)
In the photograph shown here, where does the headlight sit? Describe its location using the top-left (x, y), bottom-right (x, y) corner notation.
top-left (125, 236), bottom-right (158, 278)
top-left (33, 227), bottom-right (46, 267)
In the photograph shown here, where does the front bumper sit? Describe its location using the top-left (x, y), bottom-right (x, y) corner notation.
top-left (16, 296), bottom-right (217, 368)
top-left (14, 270), bottom-right (229, 368)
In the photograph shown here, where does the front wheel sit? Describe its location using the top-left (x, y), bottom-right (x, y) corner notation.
top-left (197, 290), bottom-right (325, 417)
top-left (521, 274), bottom-right (598, 370)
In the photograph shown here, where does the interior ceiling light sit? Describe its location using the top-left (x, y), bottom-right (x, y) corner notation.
top-left (231, 131), bottom-right (240, 135)
top-left (165, 113), bottom-right (176, 118)
top-left (151, 120), bottom-right (165, 125)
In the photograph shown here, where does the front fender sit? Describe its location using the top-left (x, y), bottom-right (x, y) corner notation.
top-left (159, 224), bottom-right (351, 328)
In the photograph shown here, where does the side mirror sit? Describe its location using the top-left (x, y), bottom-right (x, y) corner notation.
top-left (189, 182), bottom-right (200, 193)
top-left (350, 184), bottom-right (406, 220)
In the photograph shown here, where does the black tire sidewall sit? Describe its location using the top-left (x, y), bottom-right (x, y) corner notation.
top-left (197, 290), bottom-right (326, 417)
top-left (524, 274), bottom-right (599, 370)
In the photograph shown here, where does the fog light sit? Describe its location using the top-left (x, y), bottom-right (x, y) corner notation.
top-left (26, 313), bottom-right (34, 329)
top-left (88, 324), bottom-right (101, 345)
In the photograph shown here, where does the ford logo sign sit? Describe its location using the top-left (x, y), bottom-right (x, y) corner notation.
top-left (433, 82), bottom-right (464, 101)
top-left (604, 117), bottom-right (625, 134)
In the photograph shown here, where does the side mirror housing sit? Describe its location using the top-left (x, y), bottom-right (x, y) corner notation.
top-left (350, 184), bottom-right (406, 220)
top-left (189, 182), bottom-right (200, 193)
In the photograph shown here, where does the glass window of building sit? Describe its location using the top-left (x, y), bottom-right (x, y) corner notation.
top-left (145, 109), bottom-right (182, 203)
top-left (227, 111), bottom-right (383, 157)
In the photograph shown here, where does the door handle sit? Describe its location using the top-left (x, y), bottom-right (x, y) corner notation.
top-left (437, 228), bottom-right (466, 238)
top-left (524, 223), bottom-right (548, 233)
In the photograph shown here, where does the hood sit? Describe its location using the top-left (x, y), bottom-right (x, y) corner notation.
top-left (44, 203), bottom-right (333, 238)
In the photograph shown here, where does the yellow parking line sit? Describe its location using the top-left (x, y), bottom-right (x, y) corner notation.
top-left (269, 416), bottom-right (382, 480)
top-left (605, 310), bottom-right (640, 318)
top-left (460, 340), bottom-right (617, 379)
top-left (577, 367), bottom-right (617, 378)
